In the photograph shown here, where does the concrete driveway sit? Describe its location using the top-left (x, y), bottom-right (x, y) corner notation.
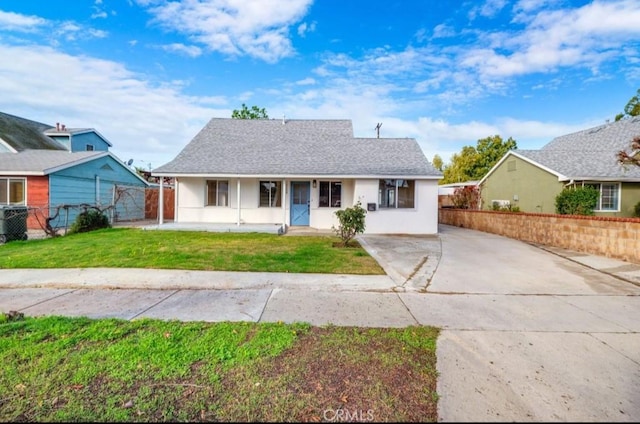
top-left (1, 224), bottom-right (639, 421)
top-left (421, 225), bottom-right (640, 422)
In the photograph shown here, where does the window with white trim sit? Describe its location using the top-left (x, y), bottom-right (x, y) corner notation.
top-left (378, 179), bottom-right (415, 209)
top-left (206, 180), bottom-right (228, 206)
top-left (0, 178), bottom-right (25, 205)
top-left (318, 181), bottom-right (342, 207)
top-left (585, 182), bottom-right (620, 211)
top-left (259, 181), bottom-right (281, 207)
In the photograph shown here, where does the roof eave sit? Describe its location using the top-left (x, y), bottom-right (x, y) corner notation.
top-left (152, 172), bottom-right (442, 180)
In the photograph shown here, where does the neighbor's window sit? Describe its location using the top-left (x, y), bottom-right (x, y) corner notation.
top-left (319, 181), bottom-right (342, 207)
top-left (378, 179), bottom-right (415, 209)
top-left (259, 181), bottom-right (281, 207)
top-left (0, 178), bottom-right (25, 205)
top-left (586, 183), bottom-right (620, 211)
top-left (86, 144), bottom-right (94, 151)
top-left (206, 180), bottom-right (228, 206)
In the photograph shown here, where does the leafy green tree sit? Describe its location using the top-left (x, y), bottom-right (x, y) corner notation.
top-left (474, 135), bottom-right (517, 178)
top-left (441, 146), bottom-right (479, 184)
top-left (614, 88), bottom-right (640, 121)
top-left (441, 135), bottom-right (517, 184)
top-left (231, 104), bottom-right (269, 119)
top-left (333, 201), bottom-right (367, 247)
top-left (432, 154), bottom-right (443, 172)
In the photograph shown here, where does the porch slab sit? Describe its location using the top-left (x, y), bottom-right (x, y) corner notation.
top-left (142, 222), bottom-right (284, 234)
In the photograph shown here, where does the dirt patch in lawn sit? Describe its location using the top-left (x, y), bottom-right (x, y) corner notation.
top-left (215, 326), bottom-right (439, 422)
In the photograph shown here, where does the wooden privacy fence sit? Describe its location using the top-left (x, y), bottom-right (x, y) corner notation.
top-left (113, 185), bottom-right (174, 223)
top-left (144, 187), bottom-right (175, 220)
top-left (439, 208), bottom-right (640, 264)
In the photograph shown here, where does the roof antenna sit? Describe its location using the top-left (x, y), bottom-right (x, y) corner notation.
top-left (375, 122), bottom-right (382, 138)
top-left (282, 114), bottom-right (286, 125)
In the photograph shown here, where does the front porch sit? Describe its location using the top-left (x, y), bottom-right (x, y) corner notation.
top-left (141, 222), bottom-right (285, 235)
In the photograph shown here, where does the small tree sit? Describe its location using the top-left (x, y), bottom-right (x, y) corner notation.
top-left (451, 186), bottom-right (481, 209)
top-left (555, 187), bottom-right (599, 215)
top-left (333, 201), bottom-right (367, 247)
top-left (231, 104), bottom-right (269, 119)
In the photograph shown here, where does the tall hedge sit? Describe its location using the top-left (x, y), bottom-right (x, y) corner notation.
top-left (555, 187), bottom-right (599, 215)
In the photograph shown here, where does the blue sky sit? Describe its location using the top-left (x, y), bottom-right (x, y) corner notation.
top-left (0, 0), bottom-right (639, 171)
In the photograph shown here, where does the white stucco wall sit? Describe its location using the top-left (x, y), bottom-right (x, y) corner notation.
top-left (174, 177), bottom-right (439, 234)
top-left (176, 177), bottom-right (287, 224)
top-left (353, 179), bottom-right (439, 234)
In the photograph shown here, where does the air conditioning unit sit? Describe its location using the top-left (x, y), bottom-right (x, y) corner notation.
top-left (491, 200), bottom-right (510, 208)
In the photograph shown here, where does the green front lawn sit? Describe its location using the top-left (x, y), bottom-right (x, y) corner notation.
top-left (0, 228), bottom-right (384, 274)
top-left (0, 316), bottom-right (439, 422)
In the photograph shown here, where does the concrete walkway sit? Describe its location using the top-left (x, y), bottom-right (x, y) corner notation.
top-left (1, 225), bottom-right (639, 421)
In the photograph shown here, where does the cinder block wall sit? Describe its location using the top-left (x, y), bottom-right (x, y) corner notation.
top-left (439, 209), bottom-right (640, 264)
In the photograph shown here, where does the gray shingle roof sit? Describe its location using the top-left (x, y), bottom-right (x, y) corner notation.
top-left (0, 150), bottom-right (106, 174)
top-left (514, 116), bottom-right (640, 181)
top-left (515, 149), bottom-right (640, 180)
top-left (542, 116), bottom-right (640, 152)
top-left (0, 112), bottom-right (65, 151)
top-left (154, 118), bottom-right (441, 177)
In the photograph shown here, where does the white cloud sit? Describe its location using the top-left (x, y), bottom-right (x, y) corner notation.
top-left (88, 29), bottom-right (109, 38)
top-left (295, 77), bottom-right (316, 86)
top-left (431, 24), bottom-right (455, 39)
top-left (91, 11), bottom-right (108, 19)
top-left (462, 0), bottom-right (640, 79)
top-left (139, 0), bottom-right (313, 63)
top-left (0, 10), bottom-right (47, 31)
top-left (161, 43), bottom-right (203, 57)
top-left (0, 44), bottom-right (218, 167)
top-left (469, 0), bottom-right (509, 20)
top-left (297, 21), bottom-right (316, 37)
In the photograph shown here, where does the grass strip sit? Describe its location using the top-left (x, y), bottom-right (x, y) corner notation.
top-left (0, 316), bottom-right (438, 422)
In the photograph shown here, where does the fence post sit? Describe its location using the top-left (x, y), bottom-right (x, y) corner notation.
top-left (158, 179), bottom-right (164, 226)
top-left (111, 185), bottom-right (116, 224)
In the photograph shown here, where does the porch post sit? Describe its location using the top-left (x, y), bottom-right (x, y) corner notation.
top-left (158, 177), bottom-right (164, 226)
top-left (282, 179), bottom-right (287, 229)
top-left (236, 179), bottom-right (241, 226)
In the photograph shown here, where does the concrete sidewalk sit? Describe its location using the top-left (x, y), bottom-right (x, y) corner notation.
top-left (1, 226), bottom-right (640, 421)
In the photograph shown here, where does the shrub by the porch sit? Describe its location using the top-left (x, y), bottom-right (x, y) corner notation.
top-left (333, 201), bottom-right (367, 247)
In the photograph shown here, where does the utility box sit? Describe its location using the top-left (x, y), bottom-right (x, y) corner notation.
top-left (0, 205), bottom-right (28, 243)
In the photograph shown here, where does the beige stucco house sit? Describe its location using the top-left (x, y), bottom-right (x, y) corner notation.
top-left (480, 117), bottom-right (640, 216)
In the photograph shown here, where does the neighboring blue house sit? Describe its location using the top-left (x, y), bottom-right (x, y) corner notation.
top-left (0, 111), bottom-right (148, 230)
top-left (45, 122), bottom-right (112, 153)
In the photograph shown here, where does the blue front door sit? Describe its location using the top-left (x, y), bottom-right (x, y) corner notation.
top-left (290, 181), bottom-right (310, 226)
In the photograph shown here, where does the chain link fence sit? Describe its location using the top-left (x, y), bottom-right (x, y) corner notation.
top-left (4, 185), bottom-right (175, 243)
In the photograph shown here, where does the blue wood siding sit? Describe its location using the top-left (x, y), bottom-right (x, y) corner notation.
top-left (48, 155), bottom-right (146, 227)
top-left (71, 132), bottom-right (110, 152)
top-left (49, 132), bottom-right (110, 152)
